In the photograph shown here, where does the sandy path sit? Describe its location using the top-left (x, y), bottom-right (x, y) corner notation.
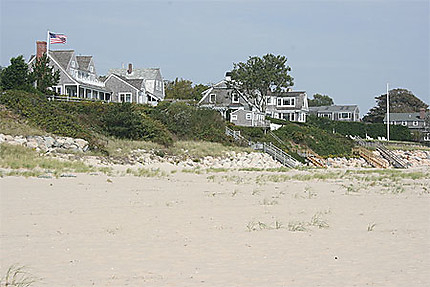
top-left (1, 170), bottom-right (429, 286)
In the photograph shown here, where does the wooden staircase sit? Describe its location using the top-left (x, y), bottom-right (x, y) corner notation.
top-left (352, 147), bottom-right (389, 168)
top-left (353, 136), bottom-right (409, 169)
top-left (297, 148), bottom-right (327, 168)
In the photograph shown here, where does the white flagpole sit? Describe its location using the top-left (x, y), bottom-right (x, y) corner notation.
top-left (47, 30), bottom-right (50, 55)
top-left (387, 83), bottom-right (390, 141)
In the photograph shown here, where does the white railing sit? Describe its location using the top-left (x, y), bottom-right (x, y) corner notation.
top-left (225, 127), bottom-right (301, 168)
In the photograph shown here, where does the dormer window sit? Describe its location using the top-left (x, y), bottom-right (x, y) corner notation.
top-left (71, 61), bottom-right (76, 67)
top-left (90, 66), bottom-right (94, 73)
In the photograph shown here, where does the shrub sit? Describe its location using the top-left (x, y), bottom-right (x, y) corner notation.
top-left (307, 115), bottom-right (413, 141)
top-left (100, 102), bottom-right (173, 146)
top-left (150, 102), bottom-right (229, 143)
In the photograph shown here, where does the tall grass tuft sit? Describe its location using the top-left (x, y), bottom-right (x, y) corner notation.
top-left (1, 265), bottom-right (36, 287)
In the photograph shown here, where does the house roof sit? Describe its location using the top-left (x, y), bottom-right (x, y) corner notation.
top-left (109, 68), bottom-right (161, 80)
top-left (383, 112), bottom-right (425, 122)
top-left (273, 91), bottom-right (306, 97)
top-left (49, 50), bottom-right (74, 70)
top-left (309, 105), bottom-right (359, 112)
top-left (76, 55), bottom-right (92, 71)
top-left (106, 74), bottom-right (143, 91)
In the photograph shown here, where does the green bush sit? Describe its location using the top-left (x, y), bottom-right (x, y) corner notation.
top-left (100, 102), bottom-right (173, 146)
top-left (307, 115), bottom-right (413, 141)
top-left (151, 102), bottom-right (229, 143)
top-left (0, 90), bottom-right (97, 147)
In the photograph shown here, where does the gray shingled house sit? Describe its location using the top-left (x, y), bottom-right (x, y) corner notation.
top-left (104, 74), bottom-right (146, 104)
top-left (28, 41), bottom-right (111, 100)
top-left (108, 64), bottom-right (165, 106)
top-left (265, 90), bottom-right (309, 123)
top-left (383, 109), bottom-right (429, 142)
top-left (309, 105), bottom-right (360, 122)
top-left (230, 109), bottom-right (268, 127)
top-left (198, 73), bottom-right (256, 121)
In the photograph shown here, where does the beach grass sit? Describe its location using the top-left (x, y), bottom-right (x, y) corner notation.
top-left (0, 143), bottom-right (94, 176)
top-left (1, 265), bottom-right (36, 287)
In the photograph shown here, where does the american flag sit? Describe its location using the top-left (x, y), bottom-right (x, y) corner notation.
top-left (49, 32), bottom-right (67, 44)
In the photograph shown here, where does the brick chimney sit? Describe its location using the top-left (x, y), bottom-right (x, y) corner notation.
top-left (419, 108), bottom-right (426, 119)
top-left (36, 41), bottom-right (47, 59)
top-left (127, 63), bottom-right (132, 74)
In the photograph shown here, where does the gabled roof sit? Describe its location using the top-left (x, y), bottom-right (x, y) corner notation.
top-left (309, 105), bottom-right (359, 112)
top-left (49, 50), bottom-right (74, 70)
top-left (109, 68), bottom-right (161, 80)
top-left (383, 112), bottom-right (424, 122)
top-left (105, 73), bottom-right (143, 92)
top-left (76, 56), bottom-right (92, 71)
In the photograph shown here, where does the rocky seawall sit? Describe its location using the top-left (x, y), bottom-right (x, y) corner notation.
top-left (1, 133), bottom-right (429, 169)
top-left (0, 134), bottom-right (89, 153)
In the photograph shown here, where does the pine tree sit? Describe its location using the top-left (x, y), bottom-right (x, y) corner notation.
top-left (29, 54), bottom-right (60, 94)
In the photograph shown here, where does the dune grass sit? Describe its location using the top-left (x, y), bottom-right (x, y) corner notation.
top-left (0, 143), bottom-right (95, 177)
top-left (1, 265), bottom-right (36, 287)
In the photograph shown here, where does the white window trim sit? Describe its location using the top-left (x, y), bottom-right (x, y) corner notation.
top-left (246, 113), bottom-right (252, 120)
top-left (119, 92), bottom-right (133, 103)
top-left (277, 97), bottom-right (296, 107)
top-left (209, 94), bottom-right (216, 103)
top-left (231, 115), bottom-right (238, 121)
top-left (413, 121), bottom-right (419, 126)
top-left (232, 93), bottom-right (239, 103)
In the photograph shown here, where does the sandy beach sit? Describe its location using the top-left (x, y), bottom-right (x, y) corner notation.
top-left (1, 166), bottom-right (429, 286)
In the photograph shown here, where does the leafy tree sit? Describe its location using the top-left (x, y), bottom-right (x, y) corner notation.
top-left (29, 53), bottom-right (60, 94)
top-left (0, 55), bottom-right (31, 90)
top-left (363, 88), bottom-right (428, 123)
top-left (230, 54), bottom-right (294, 112)
top-left (165, 78), bottom-right (208, 101)
top-left (308, 94), bottom-right (334, 107)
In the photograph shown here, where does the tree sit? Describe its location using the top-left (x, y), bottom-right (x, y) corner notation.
top-left (29, 53), bottom-right (60, 94)
top-left (308, 94), bottom-right (334, 107)
top-left (165, 78), bottom-right (208, 101)
top-left (0, 55), bottom-right (31, 90)
top-left (363, 88), bottom-right (428, 123)
top-left (230, 54), bottom-right (294, 112)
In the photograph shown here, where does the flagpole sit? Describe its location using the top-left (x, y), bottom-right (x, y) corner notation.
top-left (47, 30), bottom-right (50, 55)
top-left (387, 83), bottom-right (390, 141)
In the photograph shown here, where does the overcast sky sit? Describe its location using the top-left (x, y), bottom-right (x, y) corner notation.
top-left (1, 0), bottom-right (429, 114)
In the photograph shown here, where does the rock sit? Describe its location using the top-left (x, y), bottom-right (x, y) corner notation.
top-left (74, 138), bottom-right (89, 151)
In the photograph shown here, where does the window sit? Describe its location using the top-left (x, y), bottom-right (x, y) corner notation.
top-left (340, 112), bottom-right (351, 119)
top-left (413, 121), bottom-right (419, 126)
top-left (119, 93), bottom-right (132, 103)
top-left (282, 113), bottom-right (295, 121)
top-left (210, 94), bottom-right (216, 103)
top-left (53, 86), bottom-right (61, 94)
top-left (231, 115), bottom-right (238, 121)
top-left (90, 66), bottom-right (94, 73)
top-left (246, 113), bottom-right (252, 120)
top-left (401, 121), bottom-right (407, 126)
top-left (71, 61), bottom-right (76, 68)
top-left (277, 97), bottom-right (295, 107)
top-left (232, 93), bottom-right (239, 103)
top-left (319, 113), bottom-right (332, 119)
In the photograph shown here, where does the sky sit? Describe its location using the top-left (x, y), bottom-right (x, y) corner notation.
top-left (1, 0), bottom-right (429, 115)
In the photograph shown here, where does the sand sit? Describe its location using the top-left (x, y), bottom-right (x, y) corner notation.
top-left (1, 167), bottom-right (429, 286)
